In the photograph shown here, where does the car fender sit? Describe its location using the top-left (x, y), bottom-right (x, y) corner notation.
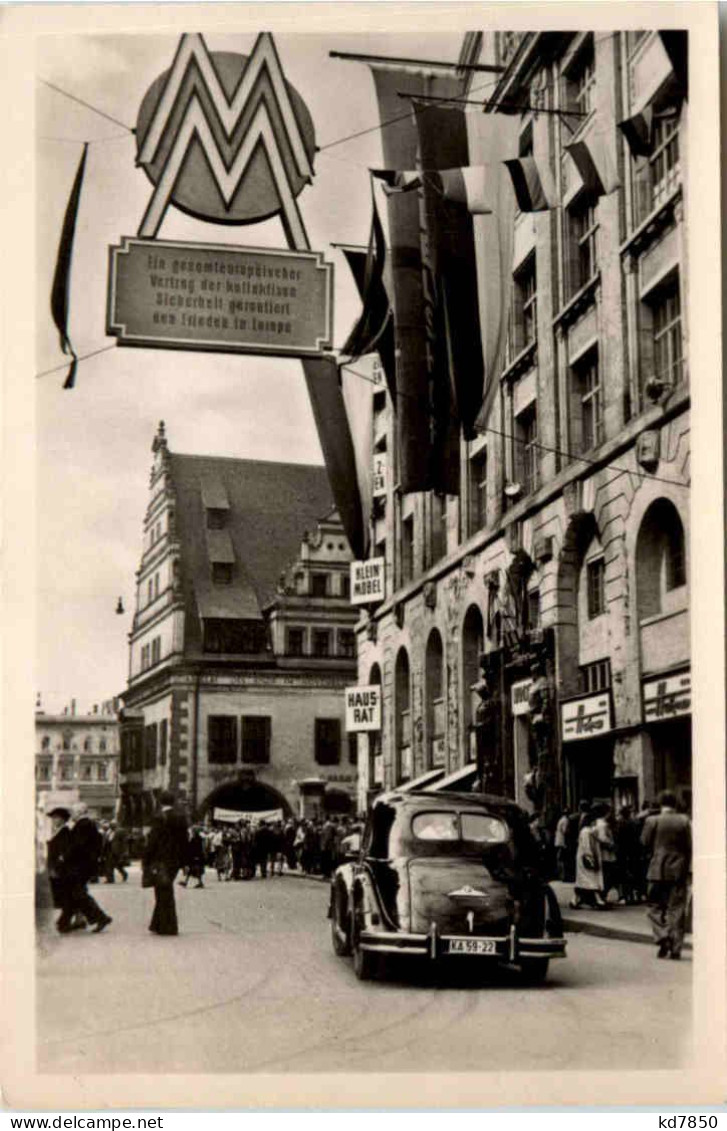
top-left (329, 863), bottom-right (355, 925)
top-left (352, 862), bottom-right (390, 931)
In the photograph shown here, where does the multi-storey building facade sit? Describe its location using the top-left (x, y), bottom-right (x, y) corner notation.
top-left (118, 424), bottom-right (358, 824)
top-left (352, 30), bottom-right (690, 818)
top-left (35, 699), bottom-right (120, 819)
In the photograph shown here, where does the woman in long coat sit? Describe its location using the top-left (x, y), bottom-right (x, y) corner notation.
top-left (571, 810), bottom-right (606, 909)
top-left (143, 791), bottom-right (189, 936)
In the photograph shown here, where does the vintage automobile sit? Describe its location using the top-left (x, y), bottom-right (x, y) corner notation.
top-left (329, 789), bottom-right (566, 982)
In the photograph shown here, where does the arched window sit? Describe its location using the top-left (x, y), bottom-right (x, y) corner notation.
top-left (99, 738), bottom-right (107, 753)
top-left (395, 649), bottom-right (411, 784)
top-left (636, 499), bottom-right (687, 620)
top-left (83, 737), bottom-right (92, 752)
top-left (425, 630), bottom-right (445, 769)
top-left (462, 605), bottom-right (485, 759)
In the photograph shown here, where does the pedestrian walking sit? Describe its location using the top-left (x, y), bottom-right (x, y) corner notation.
top-left (570, 808), bottom-right (607, 910)
top-left (46, 807), bottom-right (80, 932)
top-left (254, 820), bottom-right (272, 878)
top-left (641, 789), bottom-right (692, 959)
top-left (594, 804), bottom-right (618, 901)
top-left (142, 790), bottom-right (189, 936)
top-left (57, 803), bottom-right (112, 934)
top-left (283, 818), bottom-right (297, 871)
top-left (180, 826), bottom-right (206, 888)
top-left (103, 822), bottom-right (129, 884)
top-left (554, 809), bottom-right (570, 881)
top-left (319, 816), bottom-right (336, 879)
top-left (614, 805), bottom-right (642, 904)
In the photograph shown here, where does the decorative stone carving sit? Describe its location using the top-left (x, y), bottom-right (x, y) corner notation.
top-left (423, 581), bottom-right (437, 609)
top-left (636, 429), bottom-right (661, 472)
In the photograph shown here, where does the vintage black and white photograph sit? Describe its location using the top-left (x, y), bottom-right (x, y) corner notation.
top-left (3, 0), bottom-right (724, 1111)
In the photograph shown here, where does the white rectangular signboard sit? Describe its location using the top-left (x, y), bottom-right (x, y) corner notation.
top-left (350, 557), bottom-right (385, 605)
top-left (642, 670), bottom-right (691, 722)
top-left (345, 685), bottom-right (382, 732)
top-left (373, 453), bottom-right (387, 498)
top-left (561, 693), bottom-right (612, 743)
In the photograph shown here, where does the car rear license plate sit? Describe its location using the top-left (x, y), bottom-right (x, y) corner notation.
top-left (447, 938), bottom-right (497, 955)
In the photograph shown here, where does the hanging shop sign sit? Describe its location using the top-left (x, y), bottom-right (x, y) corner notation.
top-left (561, 692), bottom-right (612, 743)
top-left (345, 685), bottom-right (382, 732)
top-left (373, 453), bottom-right (388, 498)
top-left (642, 670), bottom-right (691, 722)
top-left (350, 557), bottom-right (385, 606)
top-left (511, 678), bottom-right (533, 717)
top-left (107, 238), bottom-right (333, 356)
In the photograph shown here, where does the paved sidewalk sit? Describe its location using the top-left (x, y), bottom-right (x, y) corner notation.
top-left (282, 869), bottom-right (692, 951)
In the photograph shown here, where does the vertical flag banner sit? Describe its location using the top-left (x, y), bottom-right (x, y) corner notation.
top-left (50, 143), bottom-right (88, 389)
top-left (340, 245), bottom-right (397, 404)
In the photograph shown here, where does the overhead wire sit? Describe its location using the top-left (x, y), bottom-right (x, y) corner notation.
top-left (38, 78), bottom-right (135, 134)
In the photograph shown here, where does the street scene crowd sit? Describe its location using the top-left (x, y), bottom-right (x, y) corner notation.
top-left (41, 787), bottom-right (691, 959)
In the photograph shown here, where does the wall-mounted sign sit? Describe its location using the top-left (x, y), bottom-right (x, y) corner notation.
top-left (135, 33), bottom-right (315, 243)
top-left (561, 693), bottom-right (612, 743)
top-left (643, 670), bottom-right (691, 722)
top-left (511, 678), bottom-right (532, 717)
top-left (350, 557), bottom-right (385, 605)
top-left (345, 685), bottom-right (381, 732)
top-left (108, 238), bottom-right (333, 357)
top-left (373, 453), bottom-right (387, 498)
top-left (431, 737), bottom-right (447, 767)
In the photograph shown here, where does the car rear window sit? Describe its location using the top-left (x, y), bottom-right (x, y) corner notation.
top-left (411, 811), bottom-right (509, 844)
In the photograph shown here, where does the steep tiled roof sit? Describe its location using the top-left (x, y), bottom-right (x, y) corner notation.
top-left (168, 454), bottom-right (333, 647)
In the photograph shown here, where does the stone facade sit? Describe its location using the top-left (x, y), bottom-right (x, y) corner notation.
top-left (35, 700), bottom-right (120, 819)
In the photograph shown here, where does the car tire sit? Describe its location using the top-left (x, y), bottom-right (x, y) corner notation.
top-left (520, 957), bottom-right (550, 984)
top-left (331, 889), bottom-right (352, 957)
top-left (351, 906), bottom-right (378, 981)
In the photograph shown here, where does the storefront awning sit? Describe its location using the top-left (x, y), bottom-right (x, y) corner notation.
top-left (425, 763), bottom-right (478, 793)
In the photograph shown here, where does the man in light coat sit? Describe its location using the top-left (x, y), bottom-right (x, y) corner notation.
top-left (641, 789), bottom-right (691, 959)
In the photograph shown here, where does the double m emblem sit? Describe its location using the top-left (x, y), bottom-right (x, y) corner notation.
top-left (135, 33), bottom-right (316, 245)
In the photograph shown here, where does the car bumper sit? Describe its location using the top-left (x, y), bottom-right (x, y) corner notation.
top-left (360, 924), bottom-right (567, 962)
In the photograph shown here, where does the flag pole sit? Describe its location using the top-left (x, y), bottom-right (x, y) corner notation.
top-left (329, 50), bottom-right (504, 74)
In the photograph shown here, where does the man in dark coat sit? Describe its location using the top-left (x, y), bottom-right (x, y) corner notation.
top-left (641, 789), bottom-right (692, 959)
top-left (47, 807), bottom-right (76, 931)
top-left (143, 790), bottom-right (189, 935)
top-left (58, 803), bottom-right (111, 933)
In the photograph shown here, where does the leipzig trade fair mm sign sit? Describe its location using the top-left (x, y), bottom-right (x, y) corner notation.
top-left (107, 32), bottom-right (334, 358)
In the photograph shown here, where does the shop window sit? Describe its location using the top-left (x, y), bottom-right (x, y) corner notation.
top-left (468, 447), bottom-right (488, 537)
top-left (286, 627), bottom-right (305, 656)
top-left (586, 556), bottom-right (606, 618)
top-left (208, 715), bottom-right (237, 765)
top-left (311, 572), bottom-right (329, 597)
top-left (571, 347), bottom-right (603, 453)
top-left (338, 629), bottom-right (356, 659)
top-left (315, 718), bottom-right (341, 765)
top-left (580, 658), bottom-right (611, 693)
top-left (401, 516), bottom-right (414, 586)
top-left (515, 402), bottom-right (539, 496)
top-left (312, 629), bottom-right (331, 658)
top-left (632, 115), bottom-right (680, 228)
top-left (241, 716), bottom-right (270, 764)
top-left (564, 195), bottom-right (598, 298)
top-left (636, 499), bottom-right (687, 619)
top-left (159, 718), bottom-right (168, 767)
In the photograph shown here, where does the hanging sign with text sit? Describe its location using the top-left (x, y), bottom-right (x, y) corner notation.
top-left (561, 693), bottom-right (612, 743)
top-left (107, 238), bottom-right (333, 357)
top-left (350, 557), bottom-right (385, 606)
top-left (373, 453), bottom-right (387, 498)
top-left (345, 685), bottom-right (382, 732)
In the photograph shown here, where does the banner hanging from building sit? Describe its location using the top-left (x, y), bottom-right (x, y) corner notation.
top-left (213, 806), bottom-right (284, 825)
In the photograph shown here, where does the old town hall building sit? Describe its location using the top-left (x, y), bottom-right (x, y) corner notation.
top-left (347, 29), bottom-right (690, 818)
top-left (118, 423), bottom-right (358, 825)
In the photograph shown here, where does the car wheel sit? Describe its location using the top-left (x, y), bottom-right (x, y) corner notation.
top-left (352, 907), bottom-right (378, 981)
top-left (520, 957), bottom-right (550, 984)
top-left (330, 888), bottom-right (352, 957)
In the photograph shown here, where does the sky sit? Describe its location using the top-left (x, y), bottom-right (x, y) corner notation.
top-left (35, 25), bottom-right (466, 715)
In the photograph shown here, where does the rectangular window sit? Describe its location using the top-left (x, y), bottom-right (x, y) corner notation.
top-left (580, 658), bottom-right (612, 693)
top-left (315, 718), bottom-right (341, 766)
top-left (527, 588), bottom-right (541, 630)
top-left (338, 629), bottom-right (356, 659)
top-left (632, 115), bottom-right (680, 227)
top-left (468, 448), bottom-right (488, 536)
top-left (159, 718), bottom-right (168, 767)
top-left (652, 283), bottom-right (683, 387)
top-left (286, 627), bottom-right (305, 656)
top-left (565, 196), bottom-right (598, 298)
top-left (586, 557), bottom-right (606, 618)
top-left (212, 562), bottom-right (233, 586)
top-left (144, 723), bottom-right (158, 770)
top-left (154, 573), bottom-right (160, 599)
top-left (208, 715), bottom-right (237, 765)
top-left (348, 732), bottom-right (358, 766)
top-left (572, 349), bottom-right (603, 452)
top-left (341, 574), bottom-right (351, 600)
top-left (151, 637), bottom-right (161, 665)
top-left (401, 516), bottom-right (414, 585)
top-left (38, 763), bottom-right (51, 782)
top-left (241, 716), bottom-right (270, 764)
top-left (97, 762), bottom-right (108, 782)
top-left (203, 619), bottom-right (268, 654)
top-left (59, 760), bottom-right (74, 781)
top-left (81, 763), bottom-right (93, 781)
top-left (509, 255), bottom-right (537, 358)
top-left (515, 403), bottom-right (539, 496)
top-left (563, 37), bottom-right (596, 119)
top-left (312, 629), bottom-right (331, 658)
top-left (311, 573), bottom-right (328, 597)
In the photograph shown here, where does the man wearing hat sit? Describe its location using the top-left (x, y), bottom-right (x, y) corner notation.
top-left (47, 807), bottom-right (76, 932)
top-left (57, 803), bottom-right (112, 934)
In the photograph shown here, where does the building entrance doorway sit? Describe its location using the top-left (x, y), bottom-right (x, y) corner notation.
top-left (202, 779), bottom-right (292, 820)
top-left (566, 738), bottom-right (614, 807)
